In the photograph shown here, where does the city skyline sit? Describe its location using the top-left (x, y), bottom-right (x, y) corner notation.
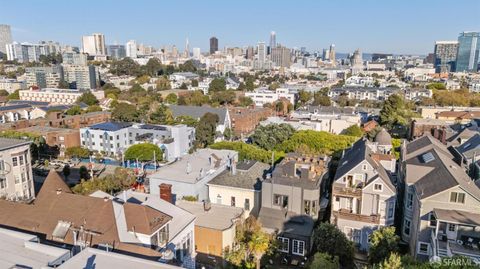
top-left (2, 0), bottom-right (479, 55)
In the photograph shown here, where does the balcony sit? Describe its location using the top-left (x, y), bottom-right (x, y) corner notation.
top-left (332, 209), bottom-right (380, 224)
top-left (333, 185), bottom-right (362, 197)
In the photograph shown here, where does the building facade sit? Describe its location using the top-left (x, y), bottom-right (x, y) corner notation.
top-left (63, 65), bottom-right (99, 90)
top-left (25, 66), bottom-right (64, 89)
top-left (456, 32), bottom-right (480, 72)
top-left (209, 37), bottom-right (218, 54)
top-left (19, 88), bottom-right (83, 105)
top-left (0, 24), bottom-right (12, 56)
top-left (0, 138), bottom-right (35, 201)
top-left (434, 41), bottom-right (458, 73)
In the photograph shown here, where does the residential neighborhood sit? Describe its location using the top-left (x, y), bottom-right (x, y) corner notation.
top-left (0, 1), bottom-right (480, 268)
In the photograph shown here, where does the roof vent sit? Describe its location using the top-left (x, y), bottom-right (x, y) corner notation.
top-left (56, 188), bottom-right (62, 195)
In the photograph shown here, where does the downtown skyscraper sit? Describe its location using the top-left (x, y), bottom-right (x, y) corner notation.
top-left (210, 36), bottom-right (218, 54)
top-left (269, 31), bottom-right (276, 53)
top-left (456, 32), bottom-right (479, 72)
top-left (434, 41), bottom-right (458, 73)
top-left (0, 24), bottom-right (12, 56)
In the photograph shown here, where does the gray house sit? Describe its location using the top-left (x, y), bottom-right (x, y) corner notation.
top-left (331, 132), bottom-right (397, 251)
top-left (258, 153), bottom-right (330, 257)
top-left (399, 135), bottom-right (480, 261)
top-left (148, 149), bottom-right (238, 201)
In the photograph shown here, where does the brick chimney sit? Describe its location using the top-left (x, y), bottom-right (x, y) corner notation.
top-left (159, 184), bottom-right (172, 203)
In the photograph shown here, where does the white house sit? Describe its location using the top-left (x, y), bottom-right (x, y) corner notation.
top-left (245, 87), bottom-right (297, 106)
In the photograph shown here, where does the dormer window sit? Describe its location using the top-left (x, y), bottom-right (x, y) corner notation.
top-left (374, 183), bottom-right (383, 191)
top-left (450, 192), bottom-right (465, 204)
top-left (362, 164), bottom-right (367, 170)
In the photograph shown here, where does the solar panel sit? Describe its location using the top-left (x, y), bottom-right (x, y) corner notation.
top-left (422, 152), bottom-right (435, 163)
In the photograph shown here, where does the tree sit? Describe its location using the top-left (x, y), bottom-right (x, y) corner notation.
top-left (309, 252), bottom-right (340, 269)
top-left (313, 92), bottom-right (331, 106)
top-left (208, 78), bottom-right (227, 92)
top-left (72, 167), bottom-right (136, 195)
top-left (279, 130), bottom-right (357, 154)
top-left (124, 143), bottom-right (163, 162)
top-left (77, 92), bottom-right (99, 106)
top-left (7, 89), bottom-right (19, 100)
top-left (62, 164), bottom-right (71, 180)
top-left (298, 90), bottom-right (312, 105)
top-left (250, 123), bottom-right (296, 151)
top-left (175, 115), bottom-right (198, 127)
top-left (223, 128), bottom-right (233, 141)
top-left (165, 93), bottom-right (178, 104)
top-left (58, 80), bottom-right (70, 88)
top-left (342, 125), bottom-right (364, 137)
top-left (86, 105), bottom-right (102, 113)
top-left (211, 90), bottom-right (236, 105)
top-left (0, 89), bottom-right (10, 96)
top-left (156, 76), bottom-right (171, 91)
top-left (149, 104), bottom-right (174, 124)
top-left (195, 112), bottom-right (219, 148)
top-left (275, 101), bottom-right (284, 113)
top-left (225, 217), bottom-right (273, 269)
top-left (111, 103), bottom-right (139, 122)
top-left (66, 105), bottom-right (82, 115)
top-left (191, 79), bottom-right (199, 87)
top-left (312, 223), bottom-right (354, 267)
top-left (210, 141), bottom-right (284, 163)
top-left (144, 58), bottom-right (163, 76)
top-left (110, 58), bottom-right (142, 76)
top-left (426, 82), bottom-right (446, 90)
top-left (79, 165), bottom-right (90, 180)
top-left (136, 75), bottom-right (150, 84)
top-left (379, 252), bottom-right (402, 269)
top-left (179, 82), bottom-right (188, 89)
top-left (245, 76), bottom-right (255, 91)
top-left (379, 94), bottom-right (417, 129)
top-left (178, 90), bottom-right (209, 106)
top-left (369, 227), bottom-right (400, 265)
top-left (65, 146), bottom-right (90, 158)
top-left (238, 96), bottom-right (253, 107)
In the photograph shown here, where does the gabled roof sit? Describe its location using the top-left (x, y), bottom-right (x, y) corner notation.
top-left (169, 105), bottom-right (227, 123)
top-left (455, 133), bottom-right (480, 159)
top-left (334, 138), bottom-right (372, 181)
top-left (0, 138), bottom-right (31, 151)
top-left (123, 203), bottom-right (172, 235)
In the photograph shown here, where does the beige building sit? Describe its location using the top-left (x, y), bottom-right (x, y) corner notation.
top-left (208, 160), bottom-right (270, 216)
top-left (399, 135), bottom-right (480, 261)
top-left (25, 66), bottom-right (64, 89)
top-left (0, 138), bottom-right (34, 201)
top-left (331, 130), bottom-right (397, 251)
top-left (19, 88), bottom-right (83, 105)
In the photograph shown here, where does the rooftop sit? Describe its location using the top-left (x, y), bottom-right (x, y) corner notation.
top-left (433, 208), bottom-right (480, 227)
top-left (0, 228), bottom-right (70, 269)
top-left (88, 121), bottom-right (133, 131)
top-left (169, 105), bottom-right (227, 123)
top-left (0, 137), bottom-right (31, 151)
top-left (208, 161), bottom-right (270, 190)
top-left (148, 149), bottom-right (237, 184)
top-left (258, 207), bottom-right (315, 237)
top-left (58, 248), bottom-right (180, 269)
top-left (176, 200), bottom-right (243, 231)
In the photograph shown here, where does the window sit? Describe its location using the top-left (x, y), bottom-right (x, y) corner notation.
top-left (304, 200), bottom-right (311, 215)
top-left (429, 214), bottom-right (437, 227)
top-left (0, 160), bottom-right (4, 171)
top-left (404, 219), bottom-right (411, 235)
top-left (450, 192), bottom-right (465, 204)
top-left (14, 175), bottom-right (20, 184)
top-left (278, 237), bottom-right (289, 253)
top-left (100, 135), bottom-right (103, 139)
top-left (448, 223), bottom-right (456, 232)
top-left (116, 135), bottom-right (119, 139)
top-left (388, 201), bottom-right (395, 219)
top-left (12, 157), bottom-right (18, 167)
top-left (109, 136), bottom-right (113, 141)
top-left (374, 183), bottom-right (383, 191)
top-left (273, 194), bottom-right (288, 208)
top-left (244, 199), bottom-right (250, 211)
top-left (216, 194), bottom-right (222, 204)
top-left (231, 196), bottom-right (236, 207)
top-left (292, 240), bottom-right (305, 256)
top-left (418, 242), bottom-right (429, 255)
top-left (311, 200), bottom-right (317, 216)
top-left (353, 229), bottom-right (361, 244)
top-left (406, 192), bottom-right (413, 209)
top-left (19, 156), bottom-right (24, 165)
top-left (21, 173), bottom-right (26, 183)
top-left (363, 164), bottom-right (367, 170)
top-left (0, 178), bottom-right (6, 189)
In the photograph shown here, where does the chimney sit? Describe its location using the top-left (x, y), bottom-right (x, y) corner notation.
top-left (56, 188), bottom-right (62, 195)
top-left (159, 184), bottom-right (173, 203)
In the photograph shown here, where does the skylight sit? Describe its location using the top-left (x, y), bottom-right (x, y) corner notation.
top-left (421, 152), bottom-right (435, 163)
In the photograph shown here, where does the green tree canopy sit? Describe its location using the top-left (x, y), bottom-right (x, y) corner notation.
top-left (0, 89), bottom-right (9, 96)
top-left (77, 92), bottom-right (99, 106)
top-left (278, 130), bottom-right (358, 154)
top-left (250, 123), bottom-right (296, 151)
top-left (66, 105), bottom-right (82, 115)
top-left (208, 78), bottom-right (226, 92)
top-left (238, 96), bottom-right (253, 107)
top-left (165, 93), bottom-right (178, 104)
top-left (7, 89), bottom-right (20, 100)
top-left (369, 227), bottom-right (400, 265)
top-left (210, 141), bottom-right (284, 163)
top-left (72, 167), bottom-right (136, 195)
top-left (312, 223), bottom-right (354, 267)
top-left (111, 103), bottom-right (139, 122)
top-left (379, 94), bottom-right (417, 129)
top-left (298, 90), bottom-right (312, 105)
top-left (149, 104), bottom-right (174, 124)
top-left (309, 252), bottom-right (340, 269)
top-left (313, 92), bottom-right (331, 106)
top-left (195, 112), bottom-right (219, 148)
top-left (211, 90), bottom-right (236, 105)
top-left (86, 105), bottom-right (102, 113)
top-left (124, 143), bottom-right (163, 162)
top-left (342, 125), bottom-right (364, 137)
top-left (65, 146), bottom-right (90, 158)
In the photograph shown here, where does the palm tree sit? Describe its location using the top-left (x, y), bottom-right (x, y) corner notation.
top-left (248, 231), bottom-right (270, 269)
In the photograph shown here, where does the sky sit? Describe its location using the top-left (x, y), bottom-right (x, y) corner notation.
top-left (2, 0), bottom-right (479, 55)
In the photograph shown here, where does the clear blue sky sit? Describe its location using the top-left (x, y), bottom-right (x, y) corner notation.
top-left (3, 0), bottom-right (479, 55)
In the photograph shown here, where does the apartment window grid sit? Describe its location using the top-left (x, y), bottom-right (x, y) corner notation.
top-left (277, 237), bottom-right (289, 253)
top-left (292, 240), bottom-right (305, 256)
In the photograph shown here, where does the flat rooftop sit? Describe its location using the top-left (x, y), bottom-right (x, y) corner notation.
top-left (176, 200), bottom-right (243, 231)
top-left (149, 149), bottom-right (237, 184)
top-left (58, 248), bottom-right (180, 269)
top-left (0, 137), bottom-right (31, 151)
top-left (0, 228), bottom-right (70, 269)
